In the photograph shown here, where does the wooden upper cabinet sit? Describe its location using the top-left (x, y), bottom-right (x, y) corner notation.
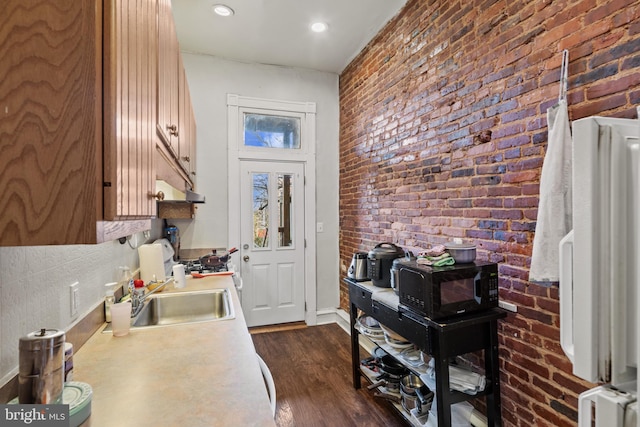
top-left (157, 0), bottom-right (180, 153)
top-left (155, 0), bottom-right (197, 190)
top-left (103, 0), bottom-right (157, 220)
top-left (178, 54), bottom-right (196, 178)
top-left (0, 0), bottom-right (155, 246)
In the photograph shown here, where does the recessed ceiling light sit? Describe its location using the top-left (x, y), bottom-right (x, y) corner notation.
top-left (311, 22), bottom-right (328, 33)
top-left (212, 4), bottom-right (234, 17)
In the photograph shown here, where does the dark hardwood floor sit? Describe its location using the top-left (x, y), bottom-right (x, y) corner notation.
top-left (251, 323), bottom-right (407, 427)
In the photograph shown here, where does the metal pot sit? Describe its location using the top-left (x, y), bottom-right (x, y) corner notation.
top-left (444, 241), bottom-right (476, 263)
top-left (366, 349), bottom-right (408, 392)
top-left (400, 374), bottom-right (433, 415)
top-left (367, 243), bottom-right (405, 288)
top-left (18, 328), bottom-right (66, 404)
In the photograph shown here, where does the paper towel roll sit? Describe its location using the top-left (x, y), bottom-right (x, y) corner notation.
top-left (138, 243), bottom-right (166, 283)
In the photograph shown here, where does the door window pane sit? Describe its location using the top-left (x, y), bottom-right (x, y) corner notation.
top-left (252, 173), bottom-right (269, 248)
top-left (244, 113), bottom-right (301, 149)
top-left (278, 173), bottom-right (294, 247)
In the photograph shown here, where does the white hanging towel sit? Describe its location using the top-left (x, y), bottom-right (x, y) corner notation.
top-left (529, 98), bottom-right (572, 283)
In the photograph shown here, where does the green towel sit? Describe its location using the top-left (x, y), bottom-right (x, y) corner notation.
top-left (416, 252), bottom-right (455, 266)
top-left (433, 256), bottom-right (455, 266)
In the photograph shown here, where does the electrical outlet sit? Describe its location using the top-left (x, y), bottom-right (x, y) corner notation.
top-left (69, 282), bottom-right (79, 317)
top-left (498, 300), bottom-right (517, 313)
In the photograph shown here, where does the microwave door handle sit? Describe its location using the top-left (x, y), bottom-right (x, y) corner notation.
top-left (559, 229), bottom-right (575, 364)
top-left (474, 272), bottom-right (481, 303)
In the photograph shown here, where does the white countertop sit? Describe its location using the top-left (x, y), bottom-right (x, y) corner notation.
top-left (74, 276), bottom-right (276, 427)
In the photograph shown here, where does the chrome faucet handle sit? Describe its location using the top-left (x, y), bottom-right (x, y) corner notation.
top-left (130, 278), bottom-right (174, 318)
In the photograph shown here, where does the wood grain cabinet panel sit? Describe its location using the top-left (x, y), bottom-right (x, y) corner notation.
top-left (178, 54), bottom-right (196, 179)
top-left (157, 0), bottom-right (180, 153)
top-left (155, 0), bottom-right (197, 192)
top-left (104, 0), bottom-right (157, 219)
top-left (0, 0), bottom-right (156, 245)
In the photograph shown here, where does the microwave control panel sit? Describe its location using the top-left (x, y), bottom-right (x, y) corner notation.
top-left (488, 273), bottom-right (499, 300)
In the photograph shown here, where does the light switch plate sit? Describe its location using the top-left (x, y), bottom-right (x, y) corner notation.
top-left (69, 282), bottom-right (79, 317)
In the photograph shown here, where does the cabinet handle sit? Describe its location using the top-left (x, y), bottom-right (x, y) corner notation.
top-left (150, 191), bottom-right (165, 201)
top-left (182, 156), bottom-right (190, 162)
top-left (166, 124), bottom-right (179, 137)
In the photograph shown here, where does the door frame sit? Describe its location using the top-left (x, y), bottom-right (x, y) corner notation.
top-left (227, 94), bottom-right (317, 326)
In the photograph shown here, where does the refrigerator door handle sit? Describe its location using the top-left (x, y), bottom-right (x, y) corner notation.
top-left (559, 229), bottom-right (575, 364)
top-left (578, 385), bottom-right (636, 427)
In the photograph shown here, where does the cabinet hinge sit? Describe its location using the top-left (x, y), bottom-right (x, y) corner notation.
top-left (103, 182), bottom-right (112, 187)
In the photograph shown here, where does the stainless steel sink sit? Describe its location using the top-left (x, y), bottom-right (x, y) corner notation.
top-left (103, 288), bottom-right (235, 332)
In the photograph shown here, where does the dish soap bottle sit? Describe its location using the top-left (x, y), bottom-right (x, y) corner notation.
top-left (104, 282), bottom-right (118, 322)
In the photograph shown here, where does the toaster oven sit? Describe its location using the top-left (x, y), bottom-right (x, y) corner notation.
top-left (397, 260), bottom-right (499, 320)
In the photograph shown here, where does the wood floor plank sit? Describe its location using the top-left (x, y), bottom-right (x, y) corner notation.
top-left (252, 323), bottom-right (407, 427)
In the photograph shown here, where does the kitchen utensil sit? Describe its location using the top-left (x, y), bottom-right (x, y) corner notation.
top-left (9, 381), bottom-right (93, 427)
top-left (355, 315), bottom-right (383, 339)
top-left (444, 240), bottom-right (476, 263)
top-left (400, 373), bottom-right (433, 415)
top-left (373, 392), bottom-right (401, 403)
top-left (191, 271), bottom-right (234, 278)
top-left (19, 328), bottom-right (66, 404)
top-left (199, 248), bottom-right (238, 270)
top-left (378, 353), bottom-right (409, 377)
top-left (367, 243), bottom-right (406, 288)
top-left (379, 323), bottom-right (409, 343)
top-left (347, 252), bottom-right (368, 281)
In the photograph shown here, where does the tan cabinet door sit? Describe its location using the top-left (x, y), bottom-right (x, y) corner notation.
top-left (103, 0), bottom-right (157, 219)
top-left (157, 0), bottom-right (180, 152)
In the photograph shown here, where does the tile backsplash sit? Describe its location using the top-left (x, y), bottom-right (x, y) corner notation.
top-left (0, 230), bottom-right (158, 387)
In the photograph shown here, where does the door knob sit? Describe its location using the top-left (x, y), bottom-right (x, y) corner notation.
top-left (243, 255), bottom-right (250, 262)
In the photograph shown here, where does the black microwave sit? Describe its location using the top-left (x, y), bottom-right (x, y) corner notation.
top-left (397, 260), bottom-right (499, 320)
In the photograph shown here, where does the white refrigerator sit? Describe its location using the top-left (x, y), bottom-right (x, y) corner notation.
top-left (560, 115), bottom-right (640, 426)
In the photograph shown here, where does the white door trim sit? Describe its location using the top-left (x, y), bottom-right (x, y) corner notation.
top-left (227, 94), bottom-right (317, 326)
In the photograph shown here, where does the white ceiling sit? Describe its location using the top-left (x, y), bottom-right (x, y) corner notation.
top-left (172, 0), bottom-right (408, 74)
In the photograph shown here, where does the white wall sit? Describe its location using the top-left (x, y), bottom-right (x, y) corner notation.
top-left (177, 53), bottom-right (340, 314)
top-left (0, 227), bottom-right (161, 387)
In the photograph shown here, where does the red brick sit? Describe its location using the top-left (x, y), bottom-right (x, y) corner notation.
top-left (339, 0), bottom-right (640, 422)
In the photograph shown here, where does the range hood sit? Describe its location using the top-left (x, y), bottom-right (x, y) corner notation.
top-left (156, 180), bottom-right (205, 204)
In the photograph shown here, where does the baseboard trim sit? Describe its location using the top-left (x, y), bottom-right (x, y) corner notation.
top-left (315, 308), bottom-right (339, 325)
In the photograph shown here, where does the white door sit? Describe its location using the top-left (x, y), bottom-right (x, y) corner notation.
top-left (240, 160), bottom-right (306, 327)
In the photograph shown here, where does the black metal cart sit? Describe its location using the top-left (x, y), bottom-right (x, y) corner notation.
top-left (346, 277), bottom-right (506, 427)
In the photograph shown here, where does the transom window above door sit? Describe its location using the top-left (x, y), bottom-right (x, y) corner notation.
top-left (243, 113), bottom-right (301, 149)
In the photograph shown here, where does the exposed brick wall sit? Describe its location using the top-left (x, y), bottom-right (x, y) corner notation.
top-left (338, 0), bottom-right (640, 425)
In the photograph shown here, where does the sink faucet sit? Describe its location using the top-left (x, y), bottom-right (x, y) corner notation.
top-left (131, 278), bottom-right (174, 317)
